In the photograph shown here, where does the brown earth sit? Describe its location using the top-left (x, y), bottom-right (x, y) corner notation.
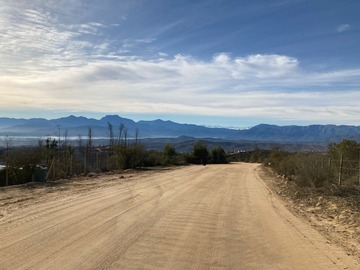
top-left (260, 166), bottom-right (360, 262)
top-left (0, 163), bottom-right (359, 269)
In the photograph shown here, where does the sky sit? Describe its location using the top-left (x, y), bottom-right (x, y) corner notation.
top-left (0, 0), bottom-right (359, 128)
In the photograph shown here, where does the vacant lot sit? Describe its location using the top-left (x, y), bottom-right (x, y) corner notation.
top-left (0, 163), bottom-right (358, 269)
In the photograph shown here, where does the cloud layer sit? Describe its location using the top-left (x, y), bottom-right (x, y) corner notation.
top-left (1, 50), bottom-right (360, 123)
top-left (0, 3), bottom-right (359, 125)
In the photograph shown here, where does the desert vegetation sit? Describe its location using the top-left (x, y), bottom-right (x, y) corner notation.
top-left (265, 139), bottom-right (360, 189)
top-left (261, 140), bottom-right (360, 259)
top-left (0, 127), bottom-right (228, 186)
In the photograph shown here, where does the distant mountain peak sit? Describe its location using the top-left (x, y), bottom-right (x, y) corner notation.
top-left (101, 114), bottom-right (129, 121)
top-left (0, 115), bottom-right (360, 143)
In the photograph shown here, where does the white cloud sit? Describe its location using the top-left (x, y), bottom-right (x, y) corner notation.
top-left (1, 51), bottom-right (360, 124)
top-left (336, 24), bottom-right (350, 32)
top-left (0, 5), bottom-right (113, 75)
top-left (232, 54), bottom-right (299, 79)
top-left (122, 38), bottom-right (156, 49)
top-left (0, 2), bottom-right (360, 125)
top-left (70, 22), bottom-right (106, 35)
top-left (158, 52), bottom-right (169, 57)
top-left (213, 53), bottom-right (231, 64)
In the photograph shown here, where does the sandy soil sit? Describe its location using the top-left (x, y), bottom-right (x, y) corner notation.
top-left (0, 163), bottom-right (359, 269)
top-left (260, 166), bottom-right (360, 262)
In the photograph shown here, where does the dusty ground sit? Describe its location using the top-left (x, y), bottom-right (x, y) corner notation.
top-left (260, 166), bottom-right (360, 261)
top-left (0, 163), bottom-right (359, 269)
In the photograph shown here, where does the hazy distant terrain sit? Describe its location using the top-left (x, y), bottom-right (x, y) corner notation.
top-left (1, 115), bottom-right (360, 145)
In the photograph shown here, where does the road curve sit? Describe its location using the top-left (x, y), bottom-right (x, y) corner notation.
top-left (0, 163), bottom-right (358, 269)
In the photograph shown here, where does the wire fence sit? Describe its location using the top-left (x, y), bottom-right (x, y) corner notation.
top-left (327, 157), bottom-right (360, 186)
top-left (270, 152), bottom-right (360, 188)
top-left (0, 147), bottom-right (121, 186)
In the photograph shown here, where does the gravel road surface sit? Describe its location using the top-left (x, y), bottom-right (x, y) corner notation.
top-left (0, 163), bottom-right (358, 269)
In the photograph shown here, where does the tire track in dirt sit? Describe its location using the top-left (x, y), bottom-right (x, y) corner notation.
top-left (0, 167), bottom-right (203, 269)
top-left (0, 164), bottom-right (359, 269)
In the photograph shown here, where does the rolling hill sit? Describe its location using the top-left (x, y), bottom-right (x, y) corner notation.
top-left (0, 115), bottom-right (359, 144)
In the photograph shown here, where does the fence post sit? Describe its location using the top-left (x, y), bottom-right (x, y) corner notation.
top-left (358, 151), bottom-right (360, 185)
top-left (327, 157), bottom-right (331, 181)
top-left (5, 168), bottom-right (8, 186)
top-left (84, 153), bottom-right (87, 174)
top-left (70, 154), bottom-right (73, 178)
top-left (46, 157), bottom-right (55, 181)
top-left (338, 153), bottom-right (343, 186)
top-left (53, 158), bottom-right (56, 180)
top-left (107, 153), bottom-right (109, 171)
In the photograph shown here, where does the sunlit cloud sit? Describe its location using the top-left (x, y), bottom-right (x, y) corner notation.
top-left (1, 50), bottom-right (359, 124)
top-left (0, 1), bottom-right (359, 126)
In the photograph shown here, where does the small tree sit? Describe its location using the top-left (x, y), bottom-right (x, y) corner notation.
top-left (328, 139), bottom-right (360, 161)
top-left (113, 144), bottom-right (145, 170)
top-left (328, 139), bottom-right (360, 185)
top-left (85, 127), bottom-right (93, 172)
top-left (162, 144), bottom-right (176, 165)
top-left (266, 147), bottom-right (293, 176)
top-left (211, 147), bottom-right (227, 164)
top-left (192, 141), bottom-right (209, 165)
top-left (4, 136), bottom-right (11, 186)
top-left (118, 124), bottom-right (125, 146)
top-left (87, 127), bottom-right (93, 149)
top-left (108, 122), bottom-right (114, 147)
top-left (249, 148), bottom-right (265, 163)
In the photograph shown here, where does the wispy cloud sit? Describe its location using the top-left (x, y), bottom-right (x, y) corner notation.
top-left (122, 38), bottom-right (156, 49)
top-left (336, 24), bottom-right (350, 32)
top-left (0, 5), bottom-right (115, 74)
top-left (0, 1), bottom-right (359, 125)
top-left (1, 50), bottom-right (359, 124)
top-left (69, 22), bottom-right (106, 35)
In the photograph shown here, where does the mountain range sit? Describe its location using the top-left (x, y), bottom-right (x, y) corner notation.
top-left (0, 115), bottom-right (360, 143)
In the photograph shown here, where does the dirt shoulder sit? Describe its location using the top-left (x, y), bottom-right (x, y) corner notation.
top-left (259, 165), bottom-right (360, 261)
top-left (0, 168), bottom-right (176, 221)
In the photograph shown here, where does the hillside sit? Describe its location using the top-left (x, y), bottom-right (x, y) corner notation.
top-left (0, 115), bottom-right (360, 143)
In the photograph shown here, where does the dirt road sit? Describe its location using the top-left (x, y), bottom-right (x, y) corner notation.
top-left (0, 163), bottom-right (358, 269)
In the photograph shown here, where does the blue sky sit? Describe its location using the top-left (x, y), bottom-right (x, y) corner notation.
top-left (0, 0), bottom-right (359, 128)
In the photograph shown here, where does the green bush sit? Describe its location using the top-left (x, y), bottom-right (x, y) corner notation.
top-left (210, 147), bottom-right (227, 164)
top-left (188, 141), bottom-right (209, 165)
top-left (112, 144), bottom-right (145, 170)
top-left (266, 148), bottom-right (294, 177)
top-left (294, 154), bottom-right (334, 187)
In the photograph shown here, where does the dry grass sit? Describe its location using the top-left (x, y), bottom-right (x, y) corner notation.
top-left (259, 165), bottom-right (360, 261)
